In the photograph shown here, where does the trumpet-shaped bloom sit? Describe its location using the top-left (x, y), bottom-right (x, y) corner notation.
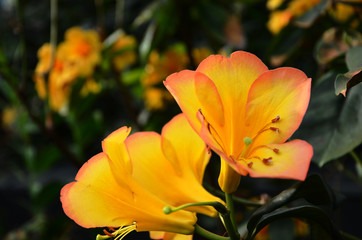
top-left (61, 114), bottom-right (222, 239)
top-left (164, 51), bottom-right (313, 193)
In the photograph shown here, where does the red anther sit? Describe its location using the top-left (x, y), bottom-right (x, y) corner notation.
top-left (248, 162), bottom-right (253, 168)
top-left (271, 115), bottom-right (280, 123)
top-left (103, 229), bottom-right (115, 237)
top-left (108, 227), bottom-right (116, 232)
top-left (263, 157), bottom-right (273, 165)
top-left (273, 148), bottom-right (279, 153)
top-left (270, 127), bottom-right (279, 133)
top-left (198, 109), bottom-right (204, 119)
top-left (206, 145), bottom-right (211, 154)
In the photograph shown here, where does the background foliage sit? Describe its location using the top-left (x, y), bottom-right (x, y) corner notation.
top-left (0, 0), bottom-right (361, 239)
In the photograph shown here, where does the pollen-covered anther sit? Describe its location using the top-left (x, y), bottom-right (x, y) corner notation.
top-left (273, 148), bottom-right (279, 153)
top-left (271, 115), bottom-right (280, 123)
top-left (262, 157), bottom-right (273, 165)
top-left (248, 162), bottom-right (253, 168)
top-left (269, 127), bottom-right (279, 133)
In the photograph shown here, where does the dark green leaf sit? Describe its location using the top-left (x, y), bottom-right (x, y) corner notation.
top-left (247, 174), bottom-right (334, 232)
top-left (294, 0), bottom-right (329, 28)
top-left (246, 205), bottom-right (342, 240)
top-left (293, 73), bottom-right (362, 166)
top-left (346, 46), bottom-right (362, 71)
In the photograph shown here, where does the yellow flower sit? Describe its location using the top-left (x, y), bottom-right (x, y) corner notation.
top-left (112, 34), bottom-right (137, 71)
top-left (142, 47), bottom-right (189, 110)
top-left (80, 78), bottom-right (101, 97)
top-left (61, 114), bottom-right (222, 239)
top-left (267, 0), bottom-right (322, 34)
top-left (192, 47), bottom-right (212, 66)
top-left (165, 51), bottom-right (313, 193)
top-left (329, 0), bottom-right (362, 27)
top-left (267, 10), bottom-right (293, 35)
top-left (1, 107), bottom-right (17, 129)
top-left (267, 0), bottom-right (285, 10)
top-left (144, 87), bottom-right (172, 111)
top-left (61, 26), bottom-right (101, 77)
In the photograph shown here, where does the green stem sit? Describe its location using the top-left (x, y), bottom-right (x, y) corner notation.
top-left (350, 150), bottom-right (362, 166)
top-left (164, 201), bottom-right (227, 215)
top-left (204, 184), bottom-right (263, 207)
top-left (225, 193), bottom-right (239, 239)
top-left (340, 231), bottom-right (362, 240)
top-left (220, 210), bottom-right (240, 240)
top-left (194, 224), bottom-right (230, 240)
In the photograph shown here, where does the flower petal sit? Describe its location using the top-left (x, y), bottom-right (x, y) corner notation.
top-left (238, 140), bottom-right (313, 180)
top-left (60, 152), bottom-right (134, 228)
top-left (126, 130), bottom-right (222, 217)
top-left (60, 152), bottom-right (196, 233)
top-left (101, 126), bottom-right (132, 188)
top-left (245, 67), bottom-right (311, 149)
top-left (150, 232), bottom-right (193, 240)
top-left (161, 113), bottom-right (210, 182)
top-left (164, 70), bottom-right (203, 132)
top-left (196, 52), bottom-right (268, 158)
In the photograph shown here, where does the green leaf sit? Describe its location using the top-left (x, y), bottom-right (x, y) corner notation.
top-left (294, 0), bottom-right (329, 28)
top-left (335, 70), bottom-right (362, 96)
top-left (247, 174), bottom-right (334, 232)
top-left (293, 73), bottom-right (362, 166)
top-left (139, 21), bottom-right (157, 64)
top-left (346, 46), bottom-right (362, 71)
top-left (246, 205), bottom-right (342, 240)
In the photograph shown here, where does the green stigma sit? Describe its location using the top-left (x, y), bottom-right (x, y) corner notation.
top-left (243, 137), bottom-right (253, 145)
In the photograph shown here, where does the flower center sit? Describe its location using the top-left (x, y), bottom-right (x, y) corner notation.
top-left (236, 115), bottom-right (281, 168)
top-left (97, 223), bottom-right (137, 240)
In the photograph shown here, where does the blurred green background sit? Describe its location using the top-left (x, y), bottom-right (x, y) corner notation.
top-left (0, 0), bottom-right (361, 239)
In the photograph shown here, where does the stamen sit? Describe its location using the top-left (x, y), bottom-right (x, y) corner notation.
top-left (97, 224), bottom-right (137, 240)
top-left (248, 162), bottom-right (253, 168)
top-left (271, 115), bottom-right (280, 123)
top-left (263, 157), bottom-right (273, 165)
top-left (269, 127), bottom-right (279, 133)
top-left (273, 148), bottom-right (279, 153)
top-left (103, 229), bottom-right (114, 237)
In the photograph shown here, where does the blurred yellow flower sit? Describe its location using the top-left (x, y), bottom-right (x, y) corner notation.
top-left (142, 47), bottom-right (189, 110)
top-left (112, 34), bottom-right (137, 71)
top-left (61, 27), bottom-right (101, 77)
top-left (80, 78), bottom-right (101, 97)
top-left (1, 107), bottom-right (17, 129)
top-left (329, 0), bottom-right (362, 27)
top-left (33, 27), bottom-right (102, 113)
top-left (192, 47), bottom-right (212, 66)
top-left (267, 0), bottom-right (321, 34)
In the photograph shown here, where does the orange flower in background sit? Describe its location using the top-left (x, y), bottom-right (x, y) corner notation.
top-left (61, 114), bottom-right (222, 239)
top-left (142, 47), bottom-right (189, 110)
top-left (165, 51), bottom-right (313, 193)
top-left (60, 26), bottom-right (101, 77)
top-left (33, 27), bottom-right (101, 113)
top-left (267, 0), bottom-right (321, 34)
top-left (112, 34), bottom-right (137, 71)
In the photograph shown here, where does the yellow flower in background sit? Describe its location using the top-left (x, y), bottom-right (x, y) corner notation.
top-left (192, 47), bottom-right (212, 66)
top-left (329, 0), bottom-right (362, 27)
top-left (165, 51), bottom-right (313, 193)
top-left (61, 27), bottom-right (101, 77)
top-left (144, 87), bottom-right (172, 111)
top-left (1, 107), bottom-right (17, 129)
top-left (267, 0), bottom-right (321, 34)
top-left (61, 114), bottom-right (222, 239)
top-left (112, 34), bottom-right (137, 71)
top-left (267, 10), bottom-right (293, 35)
top-left (33, 27), bottom-right (102, 113)
top-left (142, 47), bottom-right (189, 110)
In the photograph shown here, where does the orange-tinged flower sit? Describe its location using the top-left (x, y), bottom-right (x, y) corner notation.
top-left (61, 114), bottom-right (222, 239)
top-left (112, 34), bottom-right (137, 71)
top-left (164, 51), bottom-right (313, 193)
top-left (150, 231), bottom-right (192, 240)
top-left (267, 0), bottom-right (322, 34)
top-left (61, 26), bottom-right (101, 77)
